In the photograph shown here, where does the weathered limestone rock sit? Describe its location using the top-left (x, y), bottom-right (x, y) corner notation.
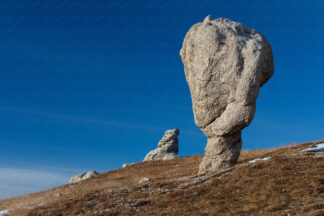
top-left (180, 16), bottom-right (274, 173)
top-left (144, 129), bottom-right (180, 161)
top-left (68, 171), bottom-right (98, 184)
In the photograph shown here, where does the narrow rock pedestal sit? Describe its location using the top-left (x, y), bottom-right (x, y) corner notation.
top-left (199, 132), bottom-right (242, 173)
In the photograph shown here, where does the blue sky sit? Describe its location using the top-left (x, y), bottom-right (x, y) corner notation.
top-left (0, 0), bottom-right (323, 199)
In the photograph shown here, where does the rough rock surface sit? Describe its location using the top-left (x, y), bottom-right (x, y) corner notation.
top-left (68, 171), bottom-right (98, 184)
top-left (180, 16), bottom-right (274, 173)
top-left (144, 129), bottom-right (180, 161)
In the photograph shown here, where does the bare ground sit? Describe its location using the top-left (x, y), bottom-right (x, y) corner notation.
top-left (1, 140), bottom-right (324, 216)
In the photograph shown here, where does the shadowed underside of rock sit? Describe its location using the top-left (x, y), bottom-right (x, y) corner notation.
top-left (180, 16), bottom-right (274, 173)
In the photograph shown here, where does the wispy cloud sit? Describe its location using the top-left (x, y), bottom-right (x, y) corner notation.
top-left (0, 167), bottom-right (69, 199)
top-left (0, 105), bottom-right (162, 132)
top-left (0, 105), bottom-right (202, 137)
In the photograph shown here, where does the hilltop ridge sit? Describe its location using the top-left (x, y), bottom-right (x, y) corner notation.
top-left (0, 140), bottom-right (324, 216)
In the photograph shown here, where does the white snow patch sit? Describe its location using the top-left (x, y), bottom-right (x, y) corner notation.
top-left (249, 157), bottom-right (271, 163)
top-left (0, 209), bottom-right (9, 216)
top-left (305, 143), bottom-right (324, 152)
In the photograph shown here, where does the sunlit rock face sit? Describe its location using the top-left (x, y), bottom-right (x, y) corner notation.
top-left (180, 16), bottom-right (274, 173)
top-left (144, 128), bottom-right (180, 161)
top-left (68, 171), bottom-right (98, 184)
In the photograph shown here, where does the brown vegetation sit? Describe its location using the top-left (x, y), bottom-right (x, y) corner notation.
top-left (1, 140), bottom-right (324, 216)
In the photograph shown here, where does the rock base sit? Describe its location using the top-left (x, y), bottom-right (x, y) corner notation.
top-left (199, 132), bottom-right (242, 174)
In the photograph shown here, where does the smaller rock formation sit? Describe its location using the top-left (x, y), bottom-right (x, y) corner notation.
top-left (122, 163), bottom-right (136, 168)
top-left (68, 171), bottom-right (98, 184)
top-left (144, 128), bottom-right (180, 161)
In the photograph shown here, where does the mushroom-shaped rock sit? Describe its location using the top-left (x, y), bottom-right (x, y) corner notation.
top-left (144, 128), bottom-right (180, 161)
top-left (180, 16), bottom-right (274, 173)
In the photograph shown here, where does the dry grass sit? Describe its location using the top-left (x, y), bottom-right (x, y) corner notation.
top-left (1, 140), bottom-right (324, 216)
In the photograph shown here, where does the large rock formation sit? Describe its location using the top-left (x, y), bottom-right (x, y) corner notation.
top-left (180, 16), bottom-right (274, 173)
top-left (144, 128), bottom-right (180, 161)
top-left (68, 171), bottom-right (98, 184)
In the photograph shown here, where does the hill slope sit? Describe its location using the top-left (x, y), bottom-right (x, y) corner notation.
top-left (1, 140), bottom-right (324, 216)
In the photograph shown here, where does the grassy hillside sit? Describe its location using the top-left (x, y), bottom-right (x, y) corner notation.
top-left (1, 140), bottom-right (324, 216)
